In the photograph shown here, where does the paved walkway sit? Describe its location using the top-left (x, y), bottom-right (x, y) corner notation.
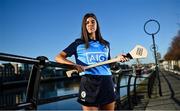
top-left (145, 69), bottom-right (180, 110)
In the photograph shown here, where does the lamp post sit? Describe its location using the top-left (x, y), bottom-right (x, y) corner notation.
top-left (144, 19), bottom-right (162, 96)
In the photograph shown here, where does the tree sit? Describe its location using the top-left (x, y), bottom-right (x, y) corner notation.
top-left (164, 31), bottom-right (180, 60)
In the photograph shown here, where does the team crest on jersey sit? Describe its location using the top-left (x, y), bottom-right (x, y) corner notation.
top-left (86, 52), bottom-right (107, 64)
top-left (81, 91), bottom-right (86, 98)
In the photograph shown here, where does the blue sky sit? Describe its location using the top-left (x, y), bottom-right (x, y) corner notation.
top-left (0, 0), bottom-right (180, 65)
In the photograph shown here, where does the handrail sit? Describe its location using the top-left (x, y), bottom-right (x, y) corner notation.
top-left (115, 71), bottom-right (155, 109)
top-left (131, 71), bottom-right (156, 106)
top-left (0, 52), bottom-right (75, 110)
top-left (132, 73), bottom-right (151, 105)
top-left (45, 61), bottom-right (74, 69)
top-left (0, 52), bottom-right (74, 69)
top-left (0, 52), bottom-right (37, 60)
top-left (0, 52), bottom-right (39, 64)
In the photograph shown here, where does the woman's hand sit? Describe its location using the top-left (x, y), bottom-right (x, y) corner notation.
top-left (116, 54), bottom-right (129, 62)
top-left (73, 64), bottom-right (85, 73)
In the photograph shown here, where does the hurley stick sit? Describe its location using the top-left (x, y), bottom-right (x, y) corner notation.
top-left (66, 45), bottom-right (148, 77)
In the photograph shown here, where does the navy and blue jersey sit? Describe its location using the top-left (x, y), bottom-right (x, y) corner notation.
top-left (63, 39), bottom-right (112, 76)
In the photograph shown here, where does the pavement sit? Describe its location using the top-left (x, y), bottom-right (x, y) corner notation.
top-left (145, 69), bottom-right (180, 110)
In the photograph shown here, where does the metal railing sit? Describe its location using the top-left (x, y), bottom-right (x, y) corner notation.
top-left (0, 52), bottom-right (156, 110)
top-left (0, 53), bottom-right (75, 110)
top-left (113, 70), bottom-right (156, 109)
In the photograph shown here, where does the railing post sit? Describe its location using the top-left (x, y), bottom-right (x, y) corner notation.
top-left (147, 71), bottom-right (156, 98)
top-left (127, 74), bottom-right (132, 109)
top-left (147, 73), bottom-right (152, 98)
top-left (26, 56), bottom-right (48, 110)
top-left (115, 72), bottom-right (123, 109)
top-left (0, 76), bottom-right (3, 108)
top-left (133, 75), bottom-right (137, 105)
top-left (0, 75), bottom-right (2, 91)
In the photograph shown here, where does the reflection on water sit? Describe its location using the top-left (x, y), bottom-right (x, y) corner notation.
top-left (1, 79), bottom-right (80, 106)
top-left (0, 86), bottom-right (27, 105)
top-left (39, 79), bottom-right (80, 99)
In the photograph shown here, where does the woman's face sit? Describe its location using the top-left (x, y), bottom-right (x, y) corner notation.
top-left (86, 17), bottom-right (97, 34)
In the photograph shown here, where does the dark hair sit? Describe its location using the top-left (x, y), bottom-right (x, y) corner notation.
top-left (81, 13), bottom-right (109, 48)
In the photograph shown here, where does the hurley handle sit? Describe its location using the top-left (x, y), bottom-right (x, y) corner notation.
top-left (66, 69), bottom-right (79, 77)
top-left (66, 57), bottom-right (120, 77)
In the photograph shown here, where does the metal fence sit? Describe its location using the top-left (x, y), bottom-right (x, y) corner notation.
top-left (0, 52), bottom-right (156, 110)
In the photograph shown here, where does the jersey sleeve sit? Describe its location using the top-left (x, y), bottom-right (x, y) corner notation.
top-left (107, 42), bottom-right (111, 60)
top-left (63, 41), bottom-right (77, 57)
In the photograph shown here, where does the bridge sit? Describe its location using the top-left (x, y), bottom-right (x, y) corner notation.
top-left (0, 53), bottom-right (180, 110)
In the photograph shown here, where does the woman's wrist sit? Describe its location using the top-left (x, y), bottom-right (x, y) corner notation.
top-left (72, 64), bottom-right (80, 70)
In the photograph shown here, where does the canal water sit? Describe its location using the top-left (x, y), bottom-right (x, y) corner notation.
top-left (1, 75), bottom-right (145, 110)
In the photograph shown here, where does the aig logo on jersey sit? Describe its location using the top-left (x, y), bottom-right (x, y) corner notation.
top-left (86, 52), bottom-right (107, 64)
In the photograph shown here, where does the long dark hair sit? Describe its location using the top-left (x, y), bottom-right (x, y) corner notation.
top-left (81, 13), bottom-right (109, 48)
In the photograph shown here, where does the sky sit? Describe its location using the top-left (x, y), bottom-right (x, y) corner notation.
top-left (0, 0), bottom-right (180, 65)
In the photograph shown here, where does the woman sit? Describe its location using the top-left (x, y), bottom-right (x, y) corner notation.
top-left (55, 13), bottom-right (128, 110)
